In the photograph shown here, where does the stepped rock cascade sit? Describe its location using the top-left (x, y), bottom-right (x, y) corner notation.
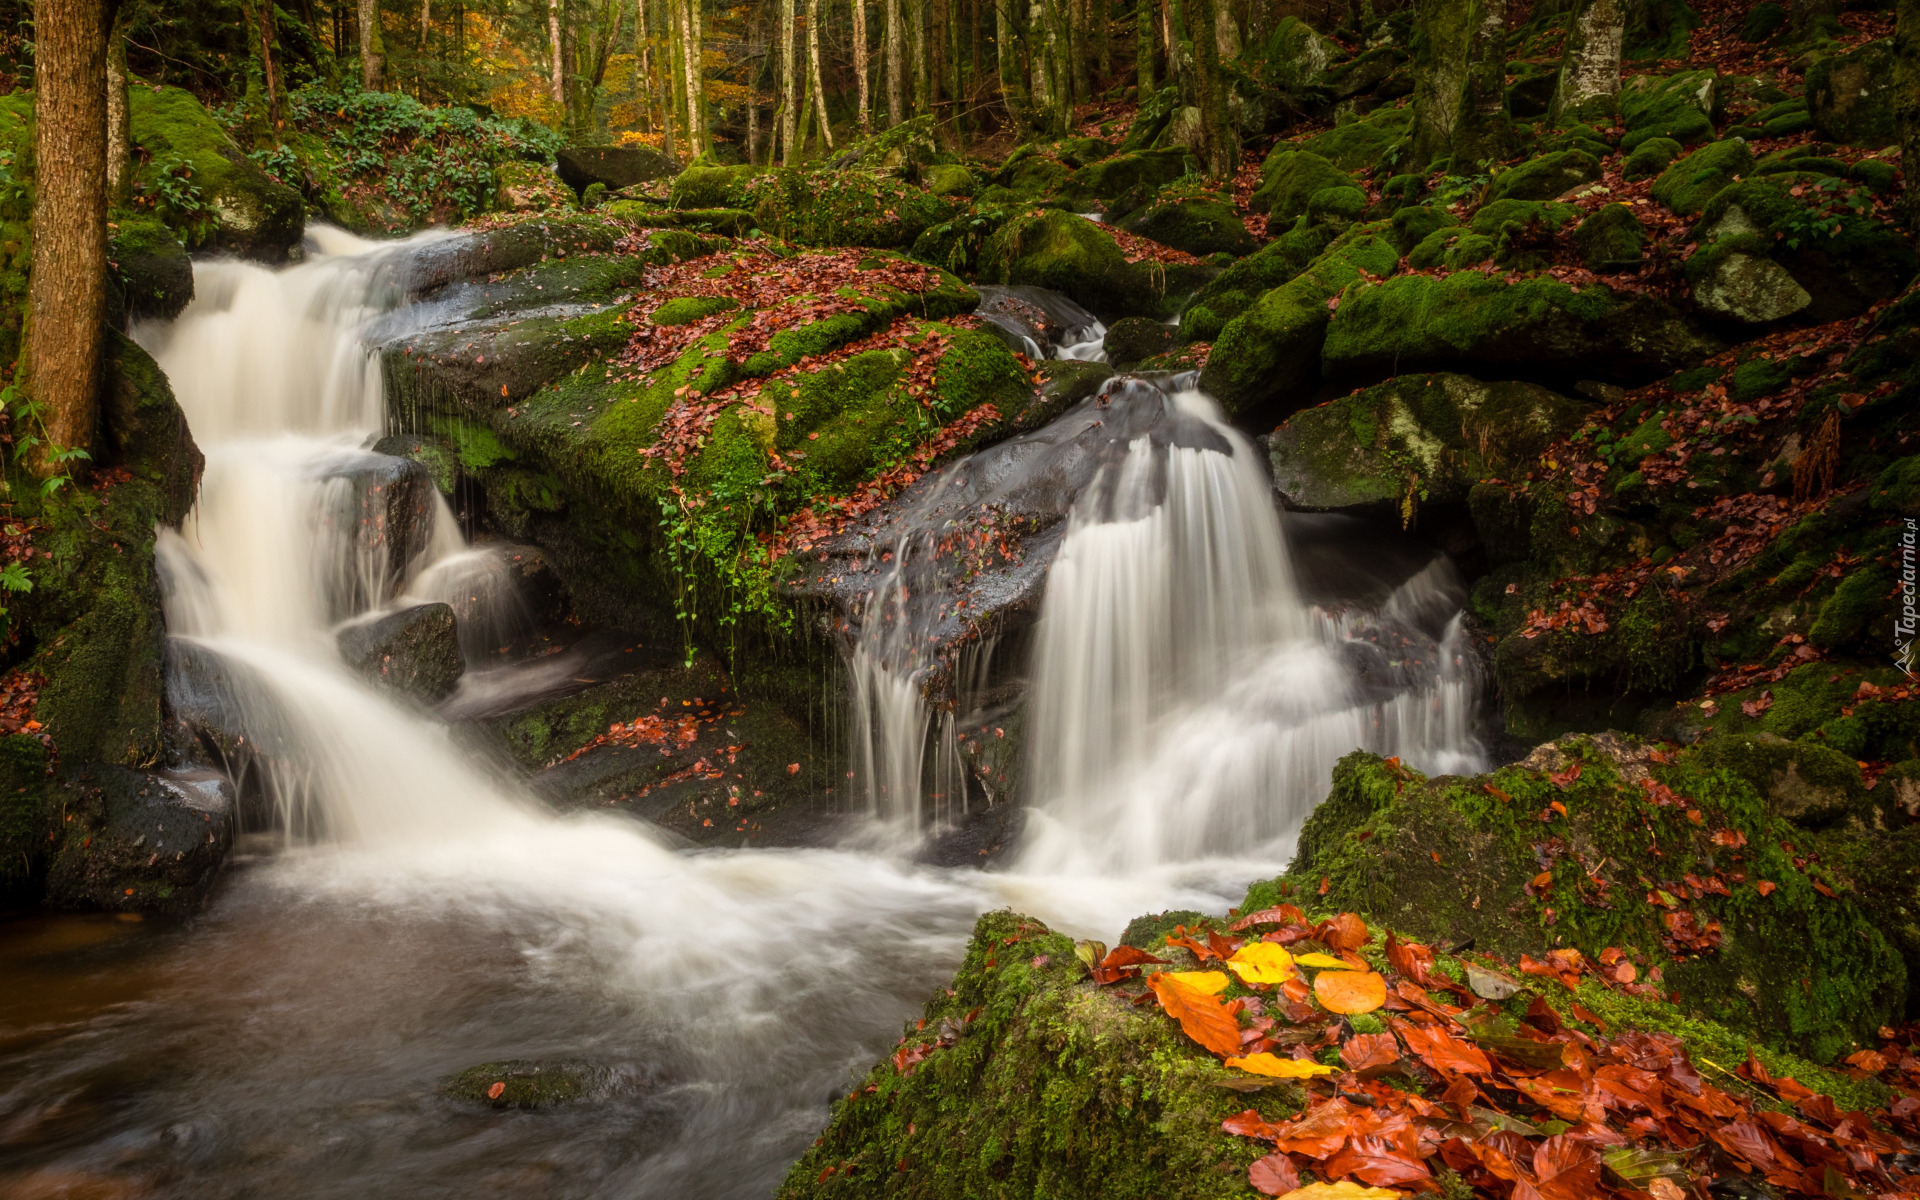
top-left (842, 369), bottom-right (1486, 861)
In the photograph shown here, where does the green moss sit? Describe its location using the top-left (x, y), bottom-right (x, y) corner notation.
top-left (1620, 70), bottom-right (1719, 152)
top-left (653, 295), bottom-right (741, 326)
top-left (1650, 138), bottom-right (1753, 216)
top-left (1058, 147), bottom-right (1192, 206)
top-left (442, 1060), bottom-right (594, 1108)
top-left (128, 85), bottom-right (304, 258)
top-left (1485, 150), bottom-right (1601, 203)
top-left (671, 159), bottom-right (761, 208)
top-left (979, 209), bottom-right (1202, 318)
top-left (1389, 204), bottom-right (1458, 255)
top-left (1871, 454), bottom-right (1920, 517)
top-left (1178, 220), bottom-right (1333, 343)
top-left (1571, 204), bottom-right (1649, 271)
top-left (749, 168), bottom-right (962, 249)
top-left (1297, 106), bottom-right (1412, 170)
top-left (1622, 136), bottom-right (1684, 181)
top-left (1249, 150), bottom-right (1354, 220)
top-left (1117, 196), bottom-right (1255, 257)
top-left (0, 733), bottom-right (50, 903)
top-left (776, 911), bottom-right (1281, 1200)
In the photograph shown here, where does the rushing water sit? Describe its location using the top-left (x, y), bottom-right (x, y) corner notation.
top-left (0, 231), bottom-right (1290, 1198)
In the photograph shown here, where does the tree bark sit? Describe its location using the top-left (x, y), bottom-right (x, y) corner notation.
top-left (680, 0), bottom-right (708, 157)
top-left (1093, 0), bottom-right (1109, 82)
top-left (780, 0), bottom-right (799, 161)
top-left (886, 0), bottom-right (905, 125)
top-left (550, 0), bottom-right (567, 108)
top-left (1071, 0), bottom-right (1092, 106)
top-left (1899, 0), bottom-right (1920, 232)
top-left (806, 0), bottom-right (834, 149)
top-left (945, 0), bottom-right (963, 141)
top-left (106, 0), bottom-right (135, 208)
top-left (359, 0), bottom-right (384, 89)
top-left (1409, 0), bottom-right (1472, 169)
top-left (1136, 0), bottom-right (1155, 94)
top-left (1029, 0), bottom-right (1055, 130)
top-left (994, 0), bottom-right (1030, 131)
top-left (420, 0), bottom-right (431, 49)
top-left (853, 0), bottom-right (871, 135)
top-left (912, 0), bottom-right (930, 116)
top-left (1183, 0), bottom-right (1233, 178)
top-left (1452, 0), bottom-right (1510, 164)
top-left (29, 0), bottom-right (112, 476)
top-left (1550, 0), bottom-right (1625, 123)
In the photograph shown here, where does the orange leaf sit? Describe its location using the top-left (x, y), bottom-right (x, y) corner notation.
top-left (486, 1081), bottom-right (506, 1100)
top-left (1756, 880), bottom-right (1776, 896)
top-left (1319, 913), bottom-right (1369, 951)
top-left (1148, 971), bottom-right (1246, 1057)
top-left (1315, 970), bottom-right (1388, 1014)
top-left (1247, 1152), bottom-right (1300, 1196)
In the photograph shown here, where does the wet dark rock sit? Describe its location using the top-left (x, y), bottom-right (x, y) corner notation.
top-left (337, 603), bottom-right (465, 702)
top-left (1101, 317), bottom-right (1172, 369)
top-left (314, 452), bottom-right (443, 616)
top-left (917, 803), bottom-right (1026, 867)
top-left (442, 1060), bottom-right (612, 1109)
top-left (44, 765), bottom-right (235, 914)
top-left (973, 284), bottom-right (1104, 358)
top-left (111, 217), bottom-right (194, 324)
top-left (554, 145), bottom-right (676, 194)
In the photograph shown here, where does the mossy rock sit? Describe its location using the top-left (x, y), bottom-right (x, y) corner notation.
top-left (1249, 149), bottom-right (1353, 219)
top-left (109, 217), bottom-right (193, 323)
top-left (1199, 221), bottom-right (1400, 418)
top-left (1264, 372), bottom-right (1589, 513)
top-left (1306, 185), bottom-right (1366, 229)
top-left (1740, 1), bottom-right (1787, 42)
top-left (1485, 149), bottom-right (1601, 203)
top-left (1116, 195), bottom-right (1254, 257)
top-left (1690, 734), bottom-right (1871, 829)
top-left (1279, 746), bottom-right (1905, 1061)
top-left (1806, 39), bottom-right (1896, 148)
top-left (442, 1060), bottom-right (605, 1109)
top-left (1057, 146), bottom-right (1193, 208)
top-left (1175, 220), bottom-right (1333, 343)
top-left (978, 209), bottom-right (1205, 318)
top-left (496, 160), bottom-right (574, 213)
top-left (1571, 204), bottom-right (1649, 272)
top-left (1537, 122), bottom-right (1614, 162)
top-left (1619, 69), bottom-right (1719, 153)
top-left (1258, 15), bottom-right (1343, 92)
top-left (747, 168), bottom-right (961, 250)
top-left (652, 294), bottom-right (740, 325)
top-left (923, 163), bottom-right (977, 197)
top-left (597, 200), bottom-right (756, 236)
top-left (1297, 106), bottom-right (1412, 170)
top-left (775, 911), bottom-right (1274, 1200)
top-left (670, 158), bottom-right (760, 208)
top-left (1322, 270), bottom-right (1722, 385)
top-left (1870, 454), bottom-right (1920, 518)
top-left (128, 85), bottom-right (304, 261)
top-left (1387, 204), bottom-right (1458, 255)
top-left (1116, 87), bottom-right (1182, 153)
top-left (995, 150), bottom-right (1073, 198)
top-left (1684, 176), bottom-right (1918, 324)
top-left (1649, 138), bottom-right (1752, 216)
top-left (1101, 316), bottom-right (1172, 368)
top-left (0, 734), bottom-right (49, 904)
top-left (1622, 136), bottom-right (1684, 181)
top-left (834, 113), bottom-right (940, 174)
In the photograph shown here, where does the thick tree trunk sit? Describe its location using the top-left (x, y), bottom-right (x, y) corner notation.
top-left (1093, 0), bottom-right (1109, 82)
top-left (680, 0), bottom-right (708, 157)
top-left (1029, 0), bottom-right (1055, 129)
top-left (911, 0), bottom-right (930, 116)
top-left (780, 0), bottom-right (799, 161)
top-left (1183, 0), bottom-right (1233, 178)
top-left (106, 0), bottom-right (135, 208)
top-left (994, 0), bottom-right (1030, 131)
top-left (550, 0), bottom-right (567, 107)
top-left (1551, 0), bottom-right (1625, 123)
top-left (29, 0), bottom-right (112, 477)
top-left (853, 0), bottom-right (871, 135)
top-left (1071, 0), bottom-right (1092, 106)
top-left (806, 0), bottom-right (834, 149)
top-left (886, 0), bottom-right (905, 125)
top-left (1899, 0), bottom-right (1920, 232)
top-left (1453, 0), bottom-right (1510, 164)
top-left (359, 0), bottom-right (384, 89)
top-left (1136, 0), bottom-right (1155, 94)
top-left (1409, 0), bottom-right (1472, 169)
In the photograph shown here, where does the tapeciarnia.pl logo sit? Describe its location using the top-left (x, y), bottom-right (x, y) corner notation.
top-left (1900, 518), bottom-right (1917, 680)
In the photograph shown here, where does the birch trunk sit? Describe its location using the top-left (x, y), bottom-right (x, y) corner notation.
top-left (30, 0), bottom-right (111, 475)
top-left (359, 0), bottom-right (384, 89)
top-left (780, 0), bottom-right (799, 161)
top-left (807, 0), bottom-right (834, 149)
top-left (1550, 0), bottom-right (1625, 122)
top-left (106, 0), bottom-right (135, 207)
top-left (550, 0), bottom-right (567, 107)
top-left (886, 0), bottom-right (905, 126)
top-left (853, 0), bottom-right (871, 135)
top-left (420, 0), bottom-right (431, 48)
top-left (682, 0), bottom-right (708, 157)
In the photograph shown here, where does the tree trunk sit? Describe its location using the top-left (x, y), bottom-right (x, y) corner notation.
top-left (106, 0), bottom-right (135, 208)
top-left (1183, 0), bottom-right (1233, 177)
top-left (945, 0), bottom-right (963, 141)
top-left (420, 0), bottom-right (431, 48)
top-left (1093, 0), bottom-right (1109, 82)
top-left (1409, 0), bottom-right (1472, 169)
top-left (853, 0), bottom-right (871, 135)
top-left (912, 0), bottom-right (930, 116)
top-left (886, 0), bottom-right (905, 125)
top-left (1452, 0), bottom-right (1510, 164)
top-left (780, 0), bottom-right (799, 161)
top-left (1550, 0), bottom-right (1625, 123)
top-left (1029, 0), bottom-right (1055, 129)
top-left (29, 0), bottom-right (112, 477)
top-left (1136, 0), bottom-right (1155, 94)
top-left (255, 0), bottom-right (281, 126)
top-left (550, 0), bottom-right (567, 108)
top-left (359, 0), bottom-right (384, 89)
top-left (994, 0), bottom-right (1030, 131)
top-left (806, 0), bottom-right (834, 149)
top-left (681, 0), bottom-right (708, 158)
top-left (1900, 0), bottom-right (1920, 232)
top-left (1070, 0), bottom-right (1092, 105)
top-left (1162, 0), bottom-right (1179, 89)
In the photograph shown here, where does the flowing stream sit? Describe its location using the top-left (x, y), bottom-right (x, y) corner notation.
top-left (0, 230), bottom-right (1482, 1198)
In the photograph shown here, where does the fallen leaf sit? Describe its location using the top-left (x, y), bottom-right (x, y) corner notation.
top-left (1275, 1184), bottom-right (1404, 1200)
top-left (1228, 942), bottom-right (1297, 985)
top-left (1342, 1032), bottom-right (1402, 1074)
top-left (486, 1081), bottom-right (506, 1100)
top-left (1162, 970), bottom-right (1230, 995)
top-left (1294, 952), bottom-right (1355, 971)
top-left (1465, 963), bottom-right (1522, 999)
top-left (1249, 1152), bottom-right (1302, 1196)
top-left (1148, 971), bottom-right (1246, 1057)
top-left (1315, 970), bottom-right (1388, 1014)
top-left (1228, 1052), bottom-right (1338, 1078)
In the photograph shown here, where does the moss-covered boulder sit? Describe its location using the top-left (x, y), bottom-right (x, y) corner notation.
top-left (1321, 271), bottom-right (1721, 385)
top-left (746, 168), bottom-right (960, 250)
top-left (1622, 135), bottom-right (1684, 181)
top-left (110, 217), bottom-right (193, 323)
top-left (1101, 316), bottom-right (1172, 368)
top-left (1116, 195), bottom-right (1255, 257)
top-left (922, 164), bottom-right (976, 197)
top-left (978, 209), bottom-right (1206, 318)
top-left (1199, 221), bottom-right (1400, 418)
top-left (1485, 149), bottom-right (1602, 203)
top-left (555, 145), bottom-right (675, 193)
top-left (495, 159), bottom-right (574, 213)
top-left (128, 85), bottom-right (304, 261)
top-left (1175, 220), bottom-right (1333, 343)
top-left (1285, 745), bottom-right (1904, 1060)
top-left (1649, 137), bottom-right (1753, 216)
top-left (1056, 147), bottom-right (1193, 210)
top-left (43, 766), bottom-right (235, 914)
top-left (832, 114), bottom-right (941, 175)
top-left (1295, 105), bottom-right (1412, 170)
top-left (776, 911), bottom-right (1266, 1200)
top-left (1248, 149), bottom-right (1353, 219)
top-left (1265, 373), bottom-right (1589, 513)
top-left (1806, 39), bottom-right (1896, 148)
top-left (1684, 176), bottom-right (1917, 324)
top-left (1619, 69), bottom-right (1718, 152)
top-left (671, 158), bottom-right (761, 208)
top-left (442, 1060), bottom-right (606, 1109)
top-left (1571, 203), bottom-right (1648, 272)
top-left (336, 602), bottom-right (463, 703)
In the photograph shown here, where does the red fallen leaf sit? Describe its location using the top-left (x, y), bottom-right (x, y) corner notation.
top-left (1261, 1097), bottom-right (1359, 1158)
top-left (1756, 880), bottom-right (1777, 896)
top-left (1167, 934), bottom-right (1222, 962)
top-left (1247, 1152), bottom-right (1300, 1196)
top-left (486, 1081), bottom-right (506, 1100)
top-left (1222, 1109), bottom-right (1279, 1139)
top-left (1741, 690), bottom-right (1775, 718)
top-left (1230, 904), bottom-right (1306, 931)
top-left (1392, 1017), bottom-right (1493, 1076)
top-left (1318, 876), bottom-right (1330, 895)
top-left (1846, 1049), bottom-right (1889, 1072)
top-left (1091, 944), bottom-right (1168, 984)
top-left (1547, 760), bottom-right (1583, 789)
top-left (1342, 1032), bottom-right (1402, 1075)
top-left (1533, 1133), bottom-right (1603, 1200)
top-left (1322, 1135), bottom-right (1434, 1190)
top-left (787, 762), bottom-right (800, 774)
top-left (1317, 913), bottom-right (1370, 951)
top-left (1147, 971), bottom-right (1245, 1058)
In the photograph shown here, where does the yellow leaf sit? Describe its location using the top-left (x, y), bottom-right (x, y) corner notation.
top-left (1292, 952), bottom-right (1356, 970)
top-left (1225, 1052), bottom-right (1336, 1078)
top-left (1162, 970), bottom-right (1230, 995)
top-left (1278, 1183), bottom-right (1406, 1199)
top-left (1226, 942), bottom-right (1295, 985)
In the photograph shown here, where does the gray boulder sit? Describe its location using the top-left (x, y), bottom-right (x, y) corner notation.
top-left (337, 603), bottom-right (464, 702)
top-left (555, 145), bottom-right (677, 194)
top-left (44, 765), bottom-right (235, 913)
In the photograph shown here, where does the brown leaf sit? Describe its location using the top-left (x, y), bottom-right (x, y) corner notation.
top-left (1247, 1153), bottom-right (1300, 1195)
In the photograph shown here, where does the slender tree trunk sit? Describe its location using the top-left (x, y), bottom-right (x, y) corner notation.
top-left (970, 0), bottom-right (984, 119)
top-left (420, 0), bottom-right (431, 48)
top-left (682, 0), bottom-right (707, 157)
top-left (1453, 0), bottom-right (1509, 164)
top-left (910, 0), bottom-right (929, 116)
top-left (746, 8), bottom-right (761, 161)
top-left (853, 0), bottom-right (871, 135)
top-left (359, 0), bottom-right (384, 89)
top-left (1162, 0), bottom-right (1179, 89)
top-left (550, 0), bottom-right (567, 107)
top-left (886, 0), bottom-right (905, 125)
top-left (637, 0), bottom-right (652, 131)
top-left (945, 0), bottom-right (963, 142)
top-left (29, 0), bottom-right (112, 476)
top-left (994, 0), bottom-right (1029, 131)
top-left (1183, 0), bottom-right (1233, 177)
top-left (1070, 0), bottom-right (1091, 105)
top-left (1136, 0), bottom-right (1155, 93)
top-left (1409, 0), bottom-right (1471, 168)
top-left (1093, 0), bottom-right (1109, 84)
top-left (1898, 0), bottom-right (1920, 232)
top-left (806, 0), bottom-right (834, 149)
top-left (780, 0), bottom-right (799, 161)
top-left (1550, 0), bottom-right (1625, 123)
top-left (106, 0), bottom-right (135, 208)
top-left (255, 0), bottom-right (282, 125)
